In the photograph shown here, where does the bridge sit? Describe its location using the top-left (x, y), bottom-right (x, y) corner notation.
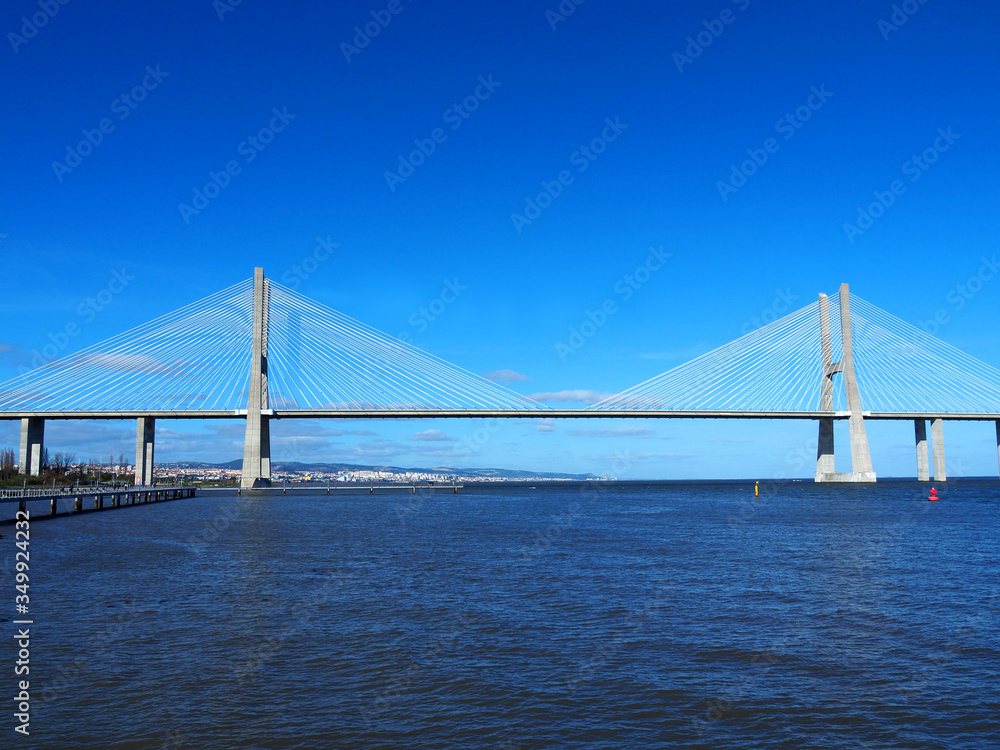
top-left (3, 268), bottom-right (1000, 486)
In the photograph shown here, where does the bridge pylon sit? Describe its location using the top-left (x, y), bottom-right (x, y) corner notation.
top-left (135, 417), bottom-right (156, 485)
top-left (241, 267), bottom-right (272, 488)
top-left (18, 417), bottom-right (44, 476)
top-left (815, 283), bottom-right (876, 483)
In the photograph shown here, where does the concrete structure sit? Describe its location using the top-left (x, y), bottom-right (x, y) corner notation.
top-left (4, 273), bottom-right (998, 486)
top-left (240, 267), bottom-right (272, 488)
top-left (815, 284), bottom-right (876, 482)
top-left (1, 484), bottom-right (195, 521)
top-left (914, 420), bottom-right (929, 482)
top-left (839, 285), bottom-right (877, 482)
top-left (18, 417), bottom-right (44, 476)
top-left (135, 417), bottom-right (156, 485)
top-left (931, 417), bottom-right (946, 481)
top-left (815, 293), bottom-right (841, 479)
top-left (996, 420), bottom-right (1000, 477)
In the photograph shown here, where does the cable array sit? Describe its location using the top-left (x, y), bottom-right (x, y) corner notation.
top-left (0, 280), bottom-right (254, 412)
top-left (590, 300), bottom-right (837, 412)
top-left (265, 281), bottom-right (545, 411)
top-left (850, 294), bottom-right (1000, 413)
top-left (3, 278), bottom-right (999, 416)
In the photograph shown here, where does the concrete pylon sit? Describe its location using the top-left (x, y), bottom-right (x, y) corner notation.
top-left (914, 419), bottom-right (929, 481)
top-left (815, 293), bottom-right (840, 479)
top-left (814, 284), bottom-right (876, 483)
top-left (995, 420), bottom-right (1000, 478)
top-left (241, 267), bottom-right (272, 489)
top-left (18, 417), bottom-right (44, 476)
top-left (135, 417), bottom-right (155, 485)
top-left (931, 418), bottom-right (946, 481)
top-left (839, 284), bottom-right (876, 482)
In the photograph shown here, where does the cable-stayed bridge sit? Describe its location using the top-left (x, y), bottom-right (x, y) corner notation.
top-left (3, 268), bottom-right (1000, 487)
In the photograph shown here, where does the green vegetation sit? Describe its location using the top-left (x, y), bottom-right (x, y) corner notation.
top-left (0, 447), bottom-right (134, 488)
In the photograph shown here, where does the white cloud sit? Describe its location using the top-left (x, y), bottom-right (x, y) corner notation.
top-left (535, 418), bottom-right (556, 433)
top-left (483, 369), bottom-right (531, 382)
top-left (354, 440), bottom-right (408, 459)
top-left (567, 427), bottom-right (655, 438)
top-left (583, 451), bottom-right (693, 461)
top-left (410, 429), bottom-right (454, 442)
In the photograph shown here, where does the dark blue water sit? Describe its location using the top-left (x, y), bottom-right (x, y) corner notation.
top-left (9, 482), bottom-right (1000, 748)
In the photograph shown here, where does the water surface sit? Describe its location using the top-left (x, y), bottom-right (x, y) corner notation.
top-left (13, 482), bottom-right (1000, 748)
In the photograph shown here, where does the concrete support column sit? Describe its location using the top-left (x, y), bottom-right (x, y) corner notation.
top-left (241, 267), bottom-right (272, 489)
top-left (914, 420), bottom-right (929, 482)
top-left (995, 420), bottom-right (1000, 478)
top-left (18, 418), bottom-right (44, 476)
top-left (815, 293), bottom-right (839, 482)
top-left (839, 285), bottom-right (876, 482)
top-left (815, 418), bottom-right (835, 479)
top-left (135, 417), bottom-right (155, 486)
top-left (931, 418), bottom-right (947, 481)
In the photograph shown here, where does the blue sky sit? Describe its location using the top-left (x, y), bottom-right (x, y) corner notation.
top-left (2, 0), bottom-right (999, 478)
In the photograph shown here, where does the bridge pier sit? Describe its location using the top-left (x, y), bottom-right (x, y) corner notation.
top-left (135, 417), bottom-right (156, 485)
top-left (996, 421), bottom-right (1000, 478)
top-left (815, 294), bottom-right (839, 481)
top-left (815, 418), bottom-right (835, 478)
top-left (18, 417), bottom-right (44, 476)
top-left (931, 418), bottom-right (946, 481)
top-left (914, 420), bottom-right (929, 481)
top-left (241, 267), bottom-right (272, 489)
top-left (814, 285), bottom-right (876, 483)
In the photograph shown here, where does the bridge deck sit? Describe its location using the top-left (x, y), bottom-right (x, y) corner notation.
top-left (1, 410), bottom-right (999, 421)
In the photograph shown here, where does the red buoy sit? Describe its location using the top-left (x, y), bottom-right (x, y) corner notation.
top-left (928, 487), bottom-right (939, 502)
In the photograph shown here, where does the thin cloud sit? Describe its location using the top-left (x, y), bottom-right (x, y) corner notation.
top-left (529, 389), bottom-right (612, 406)
top-left (410, 429), bottom-right (454, 442)
top-left (567, 427), bottom-right (655, 438)
top-left (354, 440), bottom-right (408, 459)
top-left (584, 451), bottom-right (693, 461)
top-left (535, 418), bottom-right (556, 433)
top-left (483, 369), bottom-right (531, 382)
